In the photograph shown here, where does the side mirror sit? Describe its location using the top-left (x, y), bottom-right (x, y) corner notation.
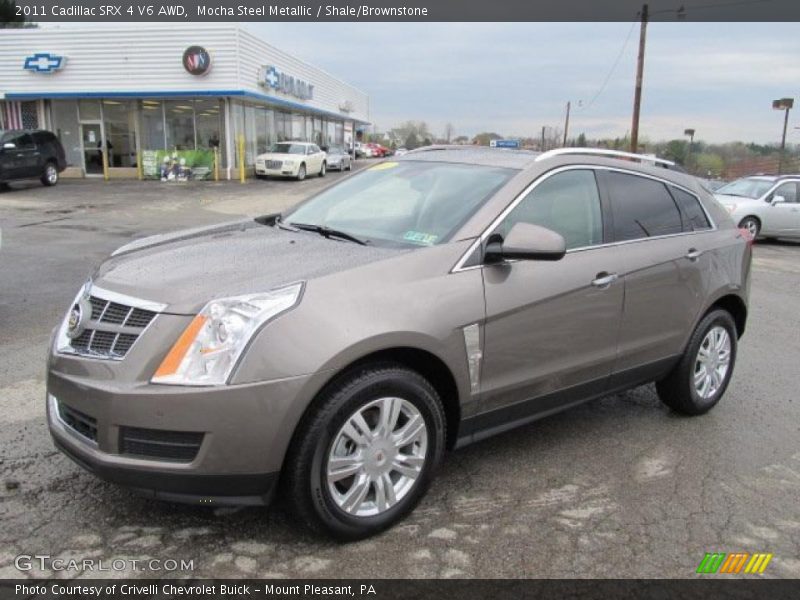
top-left (771, 195), bottom-right (786, 205)
top-left (485, 222), bottom-right (567, 263)
top-left (2, 142), bottom-right (15, 150)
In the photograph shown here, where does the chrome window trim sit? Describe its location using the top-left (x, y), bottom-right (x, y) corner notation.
top-left (451, 164), bottom-right (717, 273)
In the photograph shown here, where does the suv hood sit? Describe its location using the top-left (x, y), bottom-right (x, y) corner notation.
top-left (93, 219), bottom-right (405, 314)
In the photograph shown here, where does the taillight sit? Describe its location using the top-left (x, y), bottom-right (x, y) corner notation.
top-left (738, 227), bottom-right (754, 247)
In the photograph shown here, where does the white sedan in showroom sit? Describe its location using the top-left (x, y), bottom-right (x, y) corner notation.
top-left (715, 174), bottom-right (800, 239)
top-left (255, 142), bottom-right (327, 180)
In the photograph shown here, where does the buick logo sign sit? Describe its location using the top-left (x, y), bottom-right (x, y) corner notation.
top-left (182, 46), bottom-right (211, 76)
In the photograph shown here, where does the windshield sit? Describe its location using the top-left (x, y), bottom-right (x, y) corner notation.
top-left (270, 143), bottom-right (306, 155)
top-left (716, 177), bottom-right (774, 199)
top-left (328, 146), bottom-right (345, 154)
top-left (284, 161), bottom-right (515, 247)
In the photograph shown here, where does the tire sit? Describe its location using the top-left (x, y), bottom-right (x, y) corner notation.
top-left (296, 164), bottom-right (306, 181)
top-left (738, 216), bottom-right (760, 238)
top-left (284, 364), bottom-right (446, 540)
top-left (656, 309), bottom-right (737, 416)
top-left (41, 161), bottom-right (59, 187)
top-left (319, 162), bottom-right (326, 177)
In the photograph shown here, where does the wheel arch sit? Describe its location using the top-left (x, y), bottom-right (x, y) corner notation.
top-left (291, 346), bottom-right (462, 452)
top-left (704, 293), bottom-right (748, 338)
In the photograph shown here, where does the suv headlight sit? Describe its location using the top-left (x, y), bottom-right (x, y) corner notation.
top-left (152, 283), bottom-right (303, 386)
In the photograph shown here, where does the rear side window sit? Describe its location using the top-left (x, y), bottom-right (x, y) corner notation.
top-left (32, 131), bottom-right (56, 145)
top-left (3, 131), bottom-right (35, 150)
top-left (670, 187), bottom-right (711, 230)
top-left (605, 172), bottom-right (683, 241)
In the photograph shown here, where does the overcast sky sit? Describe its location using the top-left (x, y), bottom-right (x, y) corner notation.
top-left (246, 22), bottom-right (800, 145)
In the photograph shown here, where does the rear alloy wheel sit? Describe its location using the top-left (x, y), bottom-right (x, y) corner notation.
top-left (296, 164), bottom-right (307, 181)
top-left (319, 162), bottom-right (326, 177)
top-left (284, 365), bottom-right (446, 540)
top-left (41, 162), bottom-right (59, 187)
top-left (739, 216), bottom-right (760, 238)
top-left (656, 309), bottom-right (737, 415)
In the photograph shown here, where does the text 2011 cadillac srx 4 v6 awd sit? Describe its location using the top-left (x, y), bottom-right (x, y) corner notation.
top-left (47, 147), bottom-right (751, 539)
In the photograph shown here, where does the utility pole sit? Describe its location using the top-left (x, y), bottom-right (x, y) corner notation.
top-left (562, 101), bottom-right (571, 147)
top-left (541, 126), bottom-right (546, 152)
top-left (630, 3), bottom-right (649, 154)
top-left (772, 98), bottom-right (794, 174)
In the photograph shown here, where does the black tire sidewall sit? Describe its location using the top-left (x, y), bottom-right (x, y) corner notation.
top-left (42, 162), bottom-right (58, 186)
top-left (686, 311), bottom-right (738, 411)
top-left (307, 369), bottom-right (445, 539)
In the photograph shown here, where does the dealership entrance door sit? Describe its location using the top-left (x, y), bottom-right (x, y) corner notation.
top-left (80, 122), bottom-right (105, 176)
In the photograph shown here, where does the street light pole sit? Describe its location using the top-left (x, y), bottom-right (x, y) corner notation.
top-left (773, 98), bottom-right (794, 174)
top-left (684, 128), bottom-right (695, 173)
top-left (563, 101), bottom-right (571, 147)
top-left (630, 3), bottom-right (649, 153)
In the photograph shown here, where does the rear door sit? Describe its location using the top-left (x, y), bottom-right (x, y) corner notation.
top-left (480, 168), bottom-right (625, 416)
top-left (763, 181), bottom-right (800, 235)
top-left (599, 169), bottom-right (711, 381)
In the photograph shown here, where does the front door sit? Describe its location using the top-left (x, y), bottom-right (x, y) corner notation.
top-left (764, 181), bottom-right (800, 235)
top-left (80, 122), bottom-right (105, 176)
top-left (480, 169), bottom-right (624, 417)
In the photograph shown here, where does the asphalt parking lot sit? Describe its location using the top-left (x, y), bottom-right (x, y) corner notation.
top-left (1, 171), bottom-right (799, 580)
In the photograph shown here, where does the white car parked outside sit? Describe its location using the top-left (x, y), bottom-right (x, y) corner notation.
top-left (256, 142), bottom-right (327, 180)
top-left (715, 175), bottom-right (800, 239)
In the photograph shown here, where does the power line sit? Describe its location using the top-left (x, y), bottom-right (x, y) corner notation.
top-left (583, 21), bottom-right (637, 111)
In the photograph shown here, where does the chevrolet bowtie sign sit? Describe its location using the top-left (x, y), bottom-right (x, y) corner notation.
top-left (23, 53), bottom-right (66, 73)
top-left (260, 65), bottom-right (314, 100)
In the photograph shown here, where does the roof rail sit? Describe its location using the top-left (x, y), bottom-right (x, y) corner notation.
top-left (535, 147), bottom-right (676, 168)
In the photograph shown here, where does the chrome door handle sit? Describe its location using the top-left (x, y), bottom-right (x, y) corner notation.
top-left (686, 248), bottom-right (702, 261)
top-left (591, 272), bottom-right (618, 288)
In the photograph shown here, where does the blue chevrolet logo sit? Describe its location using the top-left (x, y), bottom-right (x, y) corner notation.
top-left (23, 53), bottom-right (65, 73)
top-left (265, 66), bottom-right (279, 88)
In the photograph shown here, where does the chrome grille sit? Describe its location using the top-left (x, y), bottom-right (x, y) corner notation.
top-left (68, 294), bottom-right (158, 359)
top-left (266, 160), bottom-right (282, 169)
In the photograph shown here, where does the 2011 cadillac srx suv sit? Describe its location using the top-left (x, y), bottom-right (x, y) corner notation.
top-left (47, 147), bottom-right (751, 539)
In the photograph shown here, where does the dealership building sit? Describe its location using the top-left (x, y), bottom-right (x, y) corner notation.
top-left (0, 25), bottom-right (370, 179)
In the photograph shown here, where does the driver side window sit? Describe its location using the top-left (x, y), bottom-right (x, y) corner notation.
top-left (496, 169), bottom-right (603, 250)
top-left (773, 182), bottom-right (798, 203)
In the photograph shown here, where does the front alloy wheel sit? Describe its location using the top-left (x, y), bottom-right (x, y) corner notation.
top-left (296, 164), bottom-right (306, 181)
top-left (319, 162), bottom-right (326, 177)
top-left (693, 326), bottom-right (731, 400)
top-left (739, 216), bottom-right (760, 238)
top-left (327, 397), bottom-right (427, 516)
top-left (284, 365), bottom-right (445, 540)
top-left (42, 163), bottom-right (58, 186)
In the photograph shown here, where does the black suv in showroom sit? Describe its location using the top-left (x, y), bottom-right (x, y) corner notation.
top-left (0, 129), bottom-right (67, 188)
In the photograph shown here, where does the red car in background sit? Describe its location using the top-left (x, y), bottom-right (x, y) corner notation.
top-left (365, 143), bottom-right (391, 158)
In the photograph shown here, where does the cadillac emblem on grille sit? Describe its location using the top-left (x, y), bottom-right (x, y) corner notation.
top-left (66, 297), bottom-right (90, 339)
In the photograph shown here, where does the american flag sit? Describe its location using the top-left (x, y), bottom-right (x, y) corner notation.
top-left (1, 101), bottom-right (25, 129)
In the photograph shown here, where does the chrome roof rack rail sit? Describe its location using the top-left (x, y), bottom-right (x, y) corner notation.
top-left (535, 147), bottom-right (676, 168)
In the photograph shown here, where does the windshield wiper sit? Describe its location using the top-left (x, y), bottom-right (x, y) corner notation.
top-left (288, 222), bottom-right (369, 246)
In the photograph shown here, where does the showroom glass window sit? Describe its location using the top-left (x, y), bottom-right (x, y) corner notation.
top-left (496, 169), bottom-right (603, 250)
top-left (139, 100), bottom-right (165, 150)
top-left (195, 98), bottom-right (223, 152)
top-left (50, 100), bottom-right (81, 167)
top-left (102, 100), bottom-right (136, 168)
top-left (165, 100), bottom-right (196, 150)
top-left (604, 171), bottom-right (684, 241)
